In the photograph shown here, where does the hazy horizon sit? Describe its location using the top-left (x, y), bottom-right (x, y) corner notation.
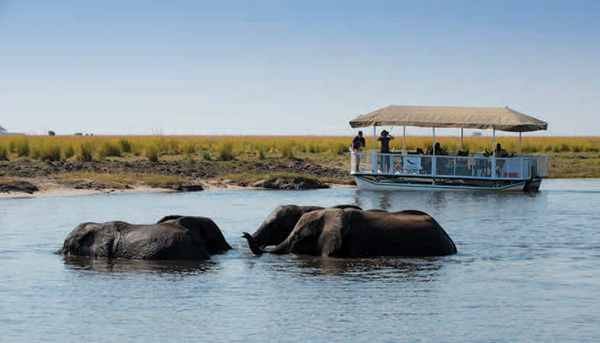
top-left (1, 1), bottom-right (598, 136)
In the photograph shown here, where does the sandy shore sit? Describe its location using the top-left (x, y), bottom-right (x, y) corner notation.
top-left (0, 158), bottom-right (350, 197)
top-left (0, 176), bottom-right (341, 198)
top-left (0, 177), bottom-right (167, 198)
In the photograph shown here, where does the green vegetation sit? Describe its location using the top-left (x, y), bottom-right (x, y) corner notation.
top-left (0, 135), bottom-right (599, 178)
top-left (220, 172), bottom-right (351, 185)
top-left (98, 141), bottom-right (122, 157)
top-left (0, 143), bottom-right (8, 161)
top-left (144, 144), bottom-right (160, 163)
top-left (546, 152), bottom-right (600, 178)
top-left (279, 142), bottom-right (295, 159)
top-left (12, 136), bottom-right (30, 157)
top-left (28, 138), bottom-right (61, 161)
top-left (79, 141), bottom-right (95, 162)
top-left (256, 145), bottom-right (265, 159)
top-left (217, 141), bottom-right (234, 161)
top-left (119, 138), bottom-right (132, 153)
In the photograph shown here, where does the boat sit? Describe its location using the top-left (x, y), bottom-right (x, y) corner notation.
top-left (348, 105), bottom-right (548, 192)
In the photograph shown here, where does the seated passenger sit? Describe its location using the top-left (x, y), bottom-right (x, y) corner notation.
top-left (434, 142), bottom-right (447, 155)
top-left (494, 143), bottom-right (511, 158)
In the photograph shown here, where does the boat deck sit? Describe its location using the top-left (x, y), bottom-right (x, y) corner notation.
top-left (350, 150), bottom-right (547, 191)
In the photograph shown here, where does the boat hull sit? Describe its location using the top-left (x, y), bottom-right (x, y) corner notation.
top-left (354, 175), bottom-right (542, 192)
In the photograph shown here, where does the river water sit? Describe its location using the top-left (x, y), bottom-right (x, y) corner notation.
top-left (1, 179), bottom-right (599, 342)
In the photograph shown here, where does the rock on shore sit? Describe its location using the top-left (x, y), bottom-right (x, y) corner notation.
top-left (171, 184), bottom-right (204, 192)
top-left (0, 180), bottom-right (39, 194)
top-left (252, 177), bottom-right (329, 190)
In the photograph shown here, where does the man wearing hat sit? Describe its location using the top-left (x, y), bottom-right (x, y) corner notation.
top-left (351, 131), bottom-right (366, 172)
top-left (377, 130), bottom-right (394, 172)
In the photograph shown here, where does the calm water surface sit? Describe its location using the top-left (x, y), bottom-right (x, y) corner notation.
top-left (1, 179), bottom-right (599, 342)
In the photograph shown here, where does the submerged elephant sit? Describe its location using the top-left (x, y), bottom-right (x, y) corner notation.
top-left (250, 204), bottom-right (362, 249)
top-left (59, 215), bottom-right (232, 260)
top-left (243, 207), bottom-right (457, 257)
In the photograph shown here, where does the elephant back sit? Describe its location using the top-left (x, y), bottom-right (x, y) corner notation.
top-left (343, 209), bottom-right (457, 257)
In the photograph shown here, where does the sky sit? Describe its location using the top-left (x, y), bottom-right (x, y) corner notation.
top-left (0, 0), bottom-right (598, 136)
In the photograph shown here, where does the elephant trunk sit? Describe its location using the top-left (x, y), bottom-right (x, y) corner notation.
top-left (242, 232), bottom-right (264, 256)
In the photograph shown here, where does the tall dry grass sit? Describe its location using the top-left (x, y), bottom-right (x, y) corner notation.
top-left (0, 142), bottom-right (8, 160)
top-left (0, 135), bottom-right (598, 163)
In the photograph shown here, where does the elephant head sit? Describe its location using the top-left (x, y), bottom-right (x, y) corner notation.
top-left (251, 205), bottom-right (324, 248)
top-left (250, 204), bottom-right (363, 249)
top-left (244, 208), bottom-right (348, 256)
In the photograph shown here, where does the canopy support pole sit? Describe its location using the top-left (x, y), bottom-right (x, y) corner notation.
top-left (432, 128), bottom-right (436, 177)
top-left (460, 128), bottom-right (464, 151)
top-left (491, 129), bottom-right (496, 178)
top-left (372, 126), bottom-right (377, 173)
top-left (518, 132), bottom-right (522, 154)
top-left (402, 126), bottom-right (406, 154)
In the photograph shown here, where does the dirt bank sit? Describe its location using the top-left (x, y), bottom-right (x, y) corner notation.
top-left (0, 158), bottom-right (352, 195)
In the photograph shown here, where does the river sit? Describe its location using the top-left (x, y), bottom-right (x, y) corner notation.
top-left (1, 179), bottom-right (599, 342)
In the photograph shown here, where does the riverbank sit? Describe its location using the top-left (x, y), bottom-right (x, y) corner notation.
top-left (0, 157), bottom-right (351, 196)
top-left (1, 151), bottom-right (599, 196)
top-left (1, 135), bottom-right (599, 195)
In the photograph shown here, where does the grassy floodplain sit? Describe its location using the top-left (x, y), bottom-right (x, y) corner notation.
top-left (1, 135), bottom-right (599, 191)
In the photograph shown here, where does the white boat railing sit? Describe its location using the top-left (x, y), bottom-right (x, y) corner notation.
top-left (350, 150), bottom-right (548, 180)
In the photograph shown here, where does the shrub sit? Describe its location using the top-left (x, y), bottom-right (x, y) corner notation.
top-left (119, 138), bottom-right (132, 153)
top-left (202, 151), bottom-right (212, 161)
top-left (256, 146), bottom-right (265, 159)
top-left (279, 143), bottom-right (295, 159)
top-left (0, 143), bottom-right (8, 161)
top-left (130, 141), bottom-right (144, 156)
top-left (151, 138), bottom-right (168, 154)
top-left (330, 142), bottom-right (348, 155)
top-left (78, 141), bottom-right (94, 162)
top-left (13, 136), bottom-right (30, 157)
top-left (181, 142), bottom-right (196, 154)
top-left (63, 144), bottom-right (76, 159)
top-left (41, 140), bottom-right (61, 161)
top-left (166, 139), bottom-right (181, 155)
top-left (28, 141), bottom-right (43, 160)
top-left (145, 144), bottom-right (159, 162)
top-left (217, 142), bottom-right (234, 161)
top-left (98, 141), bottom-right (122, 157)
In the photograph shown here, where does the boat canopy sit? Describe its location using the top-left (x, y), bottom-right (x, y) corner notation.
top-left (349, 105), bottom-right (548, 132)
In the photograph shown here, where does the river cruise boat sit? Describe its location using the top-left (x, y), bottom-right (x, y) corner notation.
top-left (349, 105), bottom-right (548, 192)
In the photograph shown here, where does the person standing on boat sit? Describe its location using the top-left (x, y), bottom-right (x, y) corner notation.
top-left (378, 130), bottom-right (394, 172)
top-left (351, 131), bottom-right (366, 171)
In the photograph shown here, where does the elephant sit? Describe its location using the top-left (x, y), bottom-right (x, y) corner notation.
top-left (59, 215), bottom-right (232, 260)
top-left (243, 207), bottom-right (457, 257)
top-left (250, 204), bottom-right (363, 249)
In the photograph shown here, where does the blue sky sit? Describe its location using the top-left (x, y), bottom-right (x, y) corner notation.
top-left (0, 0), bottom-right (598, 136)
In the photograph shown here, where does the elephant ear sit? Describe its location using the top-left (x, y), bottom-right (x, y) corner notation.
top-left (58, 222), bottom-right (96, 255)
top-left (317, 208), bottom-right (347, 257)
top-left (59, 222), bottom-right (117, 258)
top-left (156, 215), bottom-right (184, 224)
